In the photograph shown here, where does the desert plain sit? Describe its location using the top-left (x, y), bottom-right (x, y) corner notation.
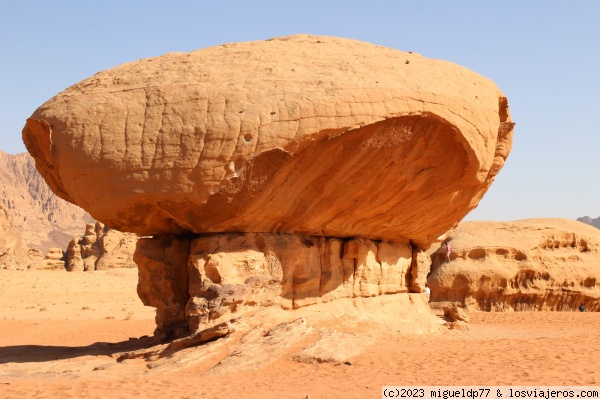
top-left (1, 268), bottom-right (598, 399)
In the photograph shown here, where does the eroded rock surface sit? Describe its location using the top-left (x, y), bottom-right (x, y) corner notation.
top-left (23, 34), bottom-right (513, 248)
top-left (136, 232), bottom-right (419, 338)
top-left (32, 247), bottom-right (66, 270)
top-left (65, 222), bottom-right (137, 271)
top-left (23, 35), bottom-right (514, 338)
top-left (428, 219), bottom-right (600, 311)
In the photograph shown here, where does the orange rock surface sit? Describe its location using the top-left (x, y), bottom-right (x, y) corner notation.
top-left (23, 35), bottom-right (513, 248)
top-left (428, 218), bottom-right (600, 311)
top-left (135, 232), bottom-right (416, 337)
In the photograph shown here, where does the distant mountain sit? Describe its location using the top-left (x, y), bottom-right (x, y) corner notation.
top-left (577, 216), bottom-right (600, 230)
top-left (0, 202), bottom-right (31, 269)
top-left (0, 150), bottom-right (94, 252)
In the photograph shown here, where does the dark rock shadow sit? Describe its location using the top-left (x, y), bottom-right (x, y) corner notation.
top-left (0, 336), bottom-right (154, 364)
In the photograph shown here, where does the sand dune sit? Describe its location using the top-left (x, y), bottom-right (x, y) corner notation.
top-left (1, 269), bottom-right (598, 398)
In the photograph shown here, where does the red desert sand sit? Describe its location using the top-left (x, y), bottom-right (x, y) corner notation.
top-left (1, 269), bottom-right (598, 398)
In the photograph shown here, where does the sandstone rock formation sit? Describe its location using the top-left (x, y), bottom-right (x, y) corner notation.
top-left (0, 150), bottom-right (94, 253)
top-left (23, 34), bottom-right (513, 248)
top-left (442, 303), bottom-right (470, 330)
top-left (0, 203), bottom-right (31, 269)
top-left (30, 247), bottom-right (66, 270)
top-left (428, 219), bottom-right (600, 311)
top-left (577, 216), bottom-right (600, 230)
top-left (23, 35), bottom-right (514, 338)
top-left (65, 222), bottom-right (137, 271)
top-left (0, 205), bottom-right (66, 270)
top-left (135, 233), bottom-right (414, 338)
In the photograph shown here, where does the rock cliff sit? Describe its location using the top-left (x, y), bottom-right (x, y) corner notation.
top-left (0, 202), bottom-right (68, 270)
top-left (428, 219), bottom-right (600, 311)
top-left (0, 150), bottom-right (94, 253)
top-left (23, 35), bottom-right (514, 339)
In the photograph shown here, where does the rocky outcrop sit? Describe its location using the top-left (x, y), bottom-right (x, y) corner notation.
top-left (0, 203), bottom-right (30, 269)
top-left (136, 233), bottom-right (416, 339)
top-left (428, 219), bottom-right (600, 311)
top-left (0, 204), bottom-right (69, 270)
top-left (23, 35), bottom-right (513, 338)
top-left (578, 216), bottom-right (600, 230)
top-left (30, 247), bottom-right (66, 270)
top-left (23, 34), bottom-right (513, 248)
top-left (65, 222), bottom-right (137, 271)
top-left (0, 150), bottom-right (94, 253)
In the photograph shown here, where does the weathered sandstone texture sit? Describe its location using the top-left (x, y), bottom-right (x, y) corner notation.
top-left (23, 35), bottom-right (514, 338)
top-left (0, 150), bottom-right (94, 253)
top-left (23, 34), bottom-right (513, 247)
top-left (428, 219), bottom-right (600, 311)
top-left (136, 233), bottom-right (416, 339)
top-left (65, 222), bottom-right (137, 271)
top-left (31, 247), bottom-right (66, 270)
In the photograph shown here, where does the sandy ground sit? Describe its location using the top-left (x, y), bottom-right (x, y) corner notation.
top-left (1, 269), bottom-right (599, 399)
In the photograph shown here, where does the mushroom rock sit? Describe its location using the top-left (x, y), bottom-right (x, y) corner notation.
top-left (428, 219), bottom-right (600, 311)
top-left (23, 35), bottom-right (514, 339)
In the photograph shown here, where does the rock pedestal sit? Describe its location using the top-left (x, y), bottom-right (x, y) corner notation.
top-left (135, 232), bottom-right (425, 339)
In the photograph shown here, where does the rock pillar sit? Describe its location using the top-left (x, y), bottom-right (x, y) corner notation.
top-left (135, 235), bottom-right (190, 340)
top-left (135, 232), bottom-right (425, 339)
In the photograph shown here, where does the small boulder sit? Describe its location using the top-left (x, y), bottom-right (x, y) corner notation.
top-left (442, 303), bottom-right (470, 323)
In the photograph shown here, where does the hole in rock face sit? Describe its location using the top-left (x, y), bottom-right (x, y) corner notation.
top-left (226, 158), bottom-right (246, 178)
top-left (468, 248), bottom-right (486, 260)
top-left (583, 278), bottom-right (596, 288)
top-left (233, 158), bottom-right (245, 176)
top-left (203, 259), bottom-right (222, 285)
top-left (495, 248), bottom-right (508, 256)
top-left (514, 251), bottom-right (527, 261)
top-left (243, 133), bottom-right (253, 143)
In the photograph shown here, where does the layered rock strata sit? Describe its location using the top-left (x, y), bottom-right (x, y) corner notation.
top-left (136, 232), bottom-right (421, 339)
top-left (65, 222), bottom-right (137, 271)
top-left (428, 219), bottom-right (600, 311)
top-left (23, 35), bottom-right (514, 337)
top-left (32, 247), bottom-right (66, 270)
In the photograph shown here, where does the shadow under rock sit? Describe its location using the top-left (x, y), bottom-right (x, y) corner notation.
top-left (0, 336), bottom-right (154, 364)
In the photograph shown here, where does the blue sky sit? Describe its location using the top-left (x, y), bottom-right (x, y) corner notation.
top-left (1, 1), bottom-right (598, 221)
